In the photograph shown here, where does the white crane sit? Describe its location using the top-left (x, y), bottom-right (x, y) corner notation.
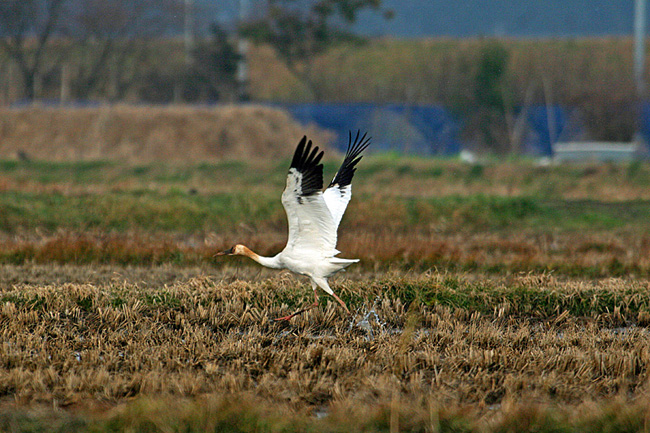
top-left (217, 131), bottom-right (371, 321)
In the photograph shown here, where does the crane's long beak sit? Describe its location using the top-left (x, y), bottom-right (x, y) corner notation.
top-left (215, 247), bottom-right (234, 256)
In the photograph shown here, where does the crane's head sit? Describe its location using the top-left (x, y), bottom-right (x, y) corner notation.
top-left (215, 244), bottom-right (246, 256)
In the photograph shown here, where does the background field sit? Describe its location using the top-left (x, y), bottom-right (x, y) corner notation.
top-left (1, 38), bottom-right (642, 143)
top-left (2, 140), bottom-right (650, 431)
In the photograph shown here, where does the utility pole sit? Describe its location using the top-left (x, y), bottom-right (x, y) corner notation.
top-left (635, 0), bottom-right (649, 152)
top-left (177, 0), bottom-right (195, 102)
top-left (184, 0), bottom-right (195, 66)
top-left (635, 0), bottom-right (646, 97)
top-left (237, 0), bottom-right (250, 101)
top-left (60, 64), bottom-right (70, 105)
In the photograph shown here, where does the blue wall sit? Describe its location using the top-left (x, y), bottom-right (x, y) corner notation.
top-left (282, 103), bottom-right (461, 155)
top-left (281, 103), bottom-right (579, 156)
top-left (638, 103), bottom-right (650, 151)
top-left (523, 106), bottom-right (581, 156)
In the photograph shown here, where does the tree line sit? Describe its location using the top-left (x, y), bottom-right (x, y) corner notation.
top-left (0, 1), bottom-right (640, 152)
top-left (0, 0), bottom-right (390, 104)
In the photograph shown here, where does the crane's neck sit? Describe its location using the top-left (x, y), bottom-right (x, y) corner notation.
top-left (238, 245), bottom-right (283, 269)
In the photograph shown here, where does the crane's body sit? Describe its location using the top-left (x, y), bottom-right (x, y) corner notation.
top-left (218, 131), bottom-right (370, 320)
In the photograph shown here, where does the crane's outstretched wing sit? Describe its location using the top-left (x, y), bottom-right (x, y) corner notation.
top-left (281, 136), bottom-right (338, 257)
top-left (322, 130), bottom-right (371, 229)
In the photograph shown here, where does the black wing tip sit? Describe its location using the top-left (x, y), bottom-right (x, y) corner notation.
top-left (346, 129), bottom-right (370, 162)
top-left (290, 136), bottom-right (308, 169)
top-left (346, 130), bottom-right (371, 159)
top-left (290, 135), bottom-right (324, 172)
top-left (289, 135), bottom-right (325, 197)
top-left (327, 130), bottom-right (370, 189)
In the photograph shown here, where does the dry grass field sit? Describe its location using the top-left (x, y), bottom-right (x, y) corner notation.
top-left (3, 268), bottom-right (650, 432)
top-left (1, 145), bottom-right (650, 431)
top-left (0, 105), bottom-right (331, 162)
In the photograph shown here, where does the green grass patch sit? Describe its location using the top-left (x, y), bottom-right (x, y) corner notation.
top-left (374, 276), bottom-right (650, 320)
top-left (0, 190), bottom-right (279, 233)
top-left (2, 188), bottom-right (648, 234)
top-left (1, 396), bottom-right (649, 433)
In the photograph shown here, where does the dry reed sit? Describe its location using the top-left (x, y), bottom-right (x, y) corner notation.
top-left (0, 105), bottom-right (331, 162)
top-left (1, 270), bottom-right (649, 413)
top-left (1, 229), bottom-right (649, 278)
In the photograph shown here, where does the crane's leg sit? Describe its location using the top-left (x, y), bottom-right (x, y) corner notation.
top-left (315, 277), bottom-right (351, 316)
top-left (274, 281), bottom-right (320, 321)
top-left (329, 291), bottom-right (351, 316)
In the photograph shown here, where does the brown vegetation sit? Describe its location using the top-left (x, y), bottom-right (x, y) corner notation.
top-left (1, 37), bottom-right (641, 146)
top-left (1, 146), bottom-right (650, 428)
top-left (0, 105), bottom-right (331, 161)
top-left (1, 157), bottom-right (650, 278)
top-left (1, 268), bottom-right (650, 428)
top-left (2, 230), bottom-right (650, 279)
top-left (247, 38), bottom-right (641, 142)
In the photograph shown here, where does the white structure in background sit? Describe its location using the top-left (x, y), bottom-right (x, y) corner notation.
top-left (459, 149), bottom-right (477, 164)
top-left (553, 142), bottom-right (640, 163)
top-left (553, 0), bottom-right (647, 163)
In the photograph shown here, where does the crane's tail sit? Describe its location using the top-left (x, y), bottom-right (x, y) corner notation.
top-left (331, 257), bottom-right (359, 266)
top-left (327, 257), bottom-right (359, 276)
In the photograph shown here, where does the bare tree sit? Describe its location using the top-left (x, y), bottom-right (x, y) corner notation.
top-left (0, 0), bottom-right (67, 100)
top-left (0, 0), bottom-right (184, 102)
top-left (242, 0), bottom-right (392, 101)
top-left (186, 23), bottom-right (241, 102)
top-left (69, 0), bottom-right (184, 100)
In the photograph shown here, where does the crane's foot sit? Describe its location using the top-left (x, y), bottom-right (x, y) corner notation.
top-left (274, 299), bottom-right (318, 322)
